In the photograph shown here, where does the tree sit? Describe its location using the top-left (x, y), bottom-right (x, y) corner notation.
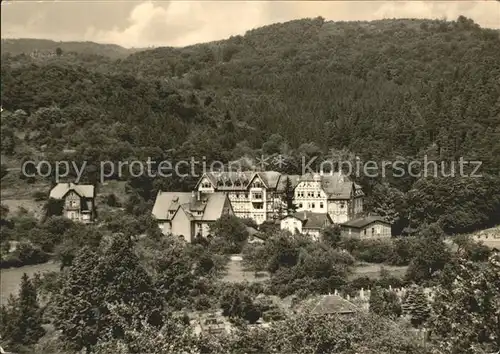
top-left (55, 47), bottom-right (63, 56)
top-left (0, 273), bottom-right (45, 346)
top-left (220, 286), bottom-right (261, 324)
top-left (281, 176), bottom-right (297, 214)
top-left (405, 224), bottom-right (451, 283)
top-left (321, 225), bottom-right (342, 248)
top-left (430, 254), bottom-right (500, 354)
top-left (52, 238), bottom-right (164, 353)
top-left (209, 214), bottom-right (249, 253)
top-left (369, 286), bottom-right (385, 315)
top-left (43, 198), bottom-right (64, 218)
top-left (402, 285), bottom-right (430, 328)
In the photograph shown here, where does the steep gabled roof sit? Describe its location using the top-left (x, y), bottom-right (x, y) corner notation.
top-left (197, 171), bottom-right (283, 191)
top-left (342, 215), bottom-right (390, 228)
top-left (152, 191), bottom-right (230, 222)
top-left (283, 211), bottom-right (332, 230)
top-left (295, 172), bottom-right (356, 199)
top-left (49, 183), bottom-right (94, 199)
top-left (152, 192), bottom-right (192, 220)
top-left (202, 193), bottom-right (231, 221)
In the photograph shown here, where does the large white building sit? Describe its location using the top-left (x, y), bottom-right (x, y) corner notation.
top-left (192, 170), bottom-right (364, 225)
top-left (194, 171), bottom-right (287, 224)
top-left (293, 172), bottom-right (364, 223)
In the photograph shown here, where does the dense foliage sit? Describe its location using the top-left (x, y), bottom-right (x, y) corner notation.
top-left (1, 16), bottom-right (500, 235)
top-left (1, 15), bottom-right (500, 354)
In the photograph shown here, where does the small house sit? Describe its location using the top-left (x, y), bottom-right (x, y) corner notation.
top-left (49, 183), bottom-right (95, 223)
top-left (340, 216), bottom-right (391, 239)
top-left (152, 191), bottom-right (233, 242)
top-left (280, 211), bottom-right (333, 240)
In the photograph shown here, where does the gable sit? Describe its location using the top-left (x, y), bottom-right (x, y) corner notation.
top-left (196, 174), bottom-right (215, 189)
top-left (50, 183), bottom-right (94, 199)
top-left (64, 191), bottom-right (81, 201)
top-left (248, 173), bottom-right (267, 189)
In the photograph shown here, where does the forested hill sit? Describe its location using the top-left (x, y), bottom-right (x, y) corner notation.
top-left (1, 16), bottom-right (500, 234)
top-left (0, 38), bottom-right (142, 58)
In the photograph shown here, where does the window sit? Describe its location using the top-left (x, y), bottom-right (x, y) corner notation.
top-left (299, 203), bottom-right (303, 208)
top-left (371, 227), bottom-right (375, 234)
top-left (197, 211), bottom-right (202, 215)
top-left (317, 192), bottom-right (321, 197)
top-left (364, 229), bottom-right (367, 236)
top-left (311, 203), bottom-right (315, 208)
top-left (320, 202), bottom-right (324, 209)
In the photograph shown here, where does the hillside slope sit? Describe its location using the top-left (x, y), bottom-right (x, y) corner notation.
top-left (0, 38), bottom-right (142, 59)
top-left (1, 16), bottom-right (500, 233)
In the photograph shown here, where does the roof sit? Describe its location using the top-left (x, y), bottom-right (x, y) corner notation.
top-left (342, 216), bottom-right (391, 229)
top-left (152, 192), bottom-right (192, 220)
top-left (198, 171), bottom-right (283, 191)
top-left (296, 172), bottom-right (363, 200)
top-left (283, 211), bottom-right (332, 230)
top-left (202, 192), bottom-right (229, 221)
top-left (49, 183), bottom-right (94, 199)
top-left (311, 295), bottom-right (359, 315)
top-left (152, 191), bottom-right (229, 222)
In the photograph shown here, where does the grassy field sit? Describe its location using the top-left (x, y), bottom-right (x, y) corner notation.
top-left (350, 263), bottom-right (408, 280)
top-left (222, 255), bottom-right (270, 283)
top-left (0, 262), bottom-right (60, 305)
top-left (1, 198), bottom-right (46, 219)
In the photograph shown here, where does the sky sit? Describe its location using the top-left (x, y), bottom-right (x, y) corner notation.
top-left (1, 1), bottom-right (499, 48)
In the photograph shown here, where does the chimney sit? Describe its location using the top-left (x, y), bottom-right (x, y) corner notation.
top-left (303, 211), bottom-right (307, 220)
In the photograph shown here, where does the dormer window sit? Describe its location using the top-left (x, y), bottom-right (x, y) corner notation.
top-left (235, 180), bottom-right (241, 187)
top-left (225, 180), bottom-right (232, 187)
top-left (217, 180), bottom-right (224, 187)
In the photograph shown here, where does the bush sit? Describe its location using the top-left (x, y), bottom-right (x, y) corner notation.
top-left (353, 239), bottom-right (394, 263)
top-left (32, 191), bottom-right (48, 201)
top-left (104, 193), bottom-right (121, 207)
top-left (0, 243), bottom-right (50, 268)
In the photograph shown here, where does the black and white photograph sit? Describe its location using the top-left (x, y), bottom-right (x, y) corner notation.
top-left (1, 1), bottom-right (499, 353)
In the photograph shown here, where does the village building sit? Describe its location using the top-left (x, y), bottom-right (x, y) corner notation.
top-left (152, 191), bottom-right (233, 242)
top-left (340, 215), bottom-right (392, 239)
top-left (310, 294), bottom-right (359, 316)
top-left (280, 211), bottom-right (333, 240)
top-left (48, 183), bottom-right (95, 223)
top-left (194, 171), bottom-right (287, 224)
top-left (292, 172), bottom-right (364, 224)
